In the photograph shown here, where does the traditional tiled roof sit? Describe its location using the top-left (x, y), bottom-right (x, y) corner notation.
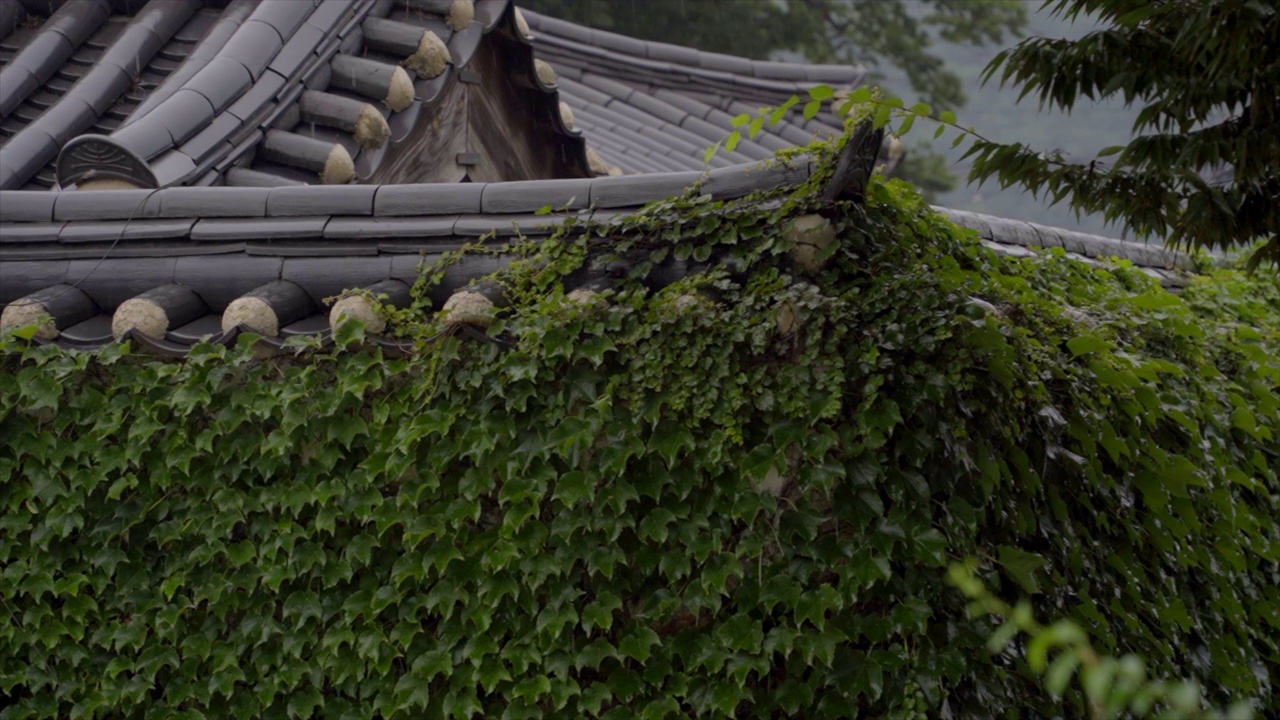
top-left (519, 10), bottom-right (857, 173)
top-left (0, 0), bottom-right (1192, 356)
top-left (1, 0), bottom-right (585, 190)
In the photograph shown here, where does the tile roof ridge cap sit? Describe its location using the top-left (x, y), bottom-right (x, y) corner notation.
top-left (935, 205), bottom-right (1191, 268)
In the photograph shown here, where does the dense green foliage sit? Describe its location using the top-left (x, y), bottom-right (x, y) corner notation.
top-left (2, 135), bottom-right (1278, 718)
top-left (966, 0), bottom-right (1280, 265)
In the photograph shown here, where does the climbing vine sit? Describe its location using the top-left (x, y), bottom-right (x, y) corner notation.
top-left (2, 131), bottom-right (1278, 719)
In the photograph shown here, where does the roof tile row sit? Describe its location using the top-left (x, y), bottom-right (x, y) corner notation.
top-left (0, 160), bottom-right (806, 231)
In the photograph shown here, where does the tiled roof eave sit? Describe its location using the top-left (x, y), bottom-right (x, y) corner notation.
top-left (1, 153), bottom-right (1194, 356)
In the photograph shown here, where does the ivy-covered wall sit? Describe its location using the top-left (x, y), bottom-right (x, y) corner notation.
top-left (2, 143), bottom-right (1278, 718)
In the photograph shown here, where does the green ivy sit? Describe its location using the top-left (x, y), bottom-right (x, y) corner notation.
top-left (2, 135), bottom-right (1277, 719)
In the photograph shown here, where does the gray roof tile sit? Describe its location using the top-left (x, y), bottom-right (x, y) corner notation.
top-left (282, 255), bottom-right (393, 304)
top-left (984, 216), bottom-right (1040, 248)
top-left (184, 55), bottom-right (254, 113)
top-left (0, 191), bottom-right (56, 222)
top-left (167, 313), bottom-right (224, 344)
top-left (267, 184), bottom-right (377, 217)
top-left (625, 91), bottom-right (690, 127)
top-left (481, 178), bottom-right (591, 213)
top-left (156, 186), bottom-right (271, 218)
top-left (642, 39), bottom-right (698, 67)
top-left (111, 117), bottom-right (176, 162)
top-left (576, 73), bottom-right (635, 102)
top-left (190, 216), bottom-right (328, 241)
top-left (939, 208), bottom-right (994, 240)
top-left (697, 51), bottom-right (754, 76)
top-left (555, 76), bottom-right (612, 107)
top-left (0, 221), bottom-right (64, 243)
top-left (447, 22), bottom-right (483, 65)
top-left (57, 218), bottom-right (195, 243)
top-left (245, 240), bottom-right (375, 257)
top-left (701, 158), bottom-right (810, 199)
top-left (268, 21), bottom-right (324, 82)
top-left (224, 70), bottom-right (287, 123)
top-left (305, 0), bottom-right (358, 33)
top-left (278, 314), bottom-right (331, 336)
top-left (156, 88), bottom-right (218, 147)
top-left (374, 184), bottom-right (484, 216)
top-left (453, 213), bottom-right (566, 236)
top-left (179, 114), bottom-right (242, 165)
top-left (77, 62), bottom-right (131, 115)
top-left (248, 0), bottom-right (313, 41)
top-left (324, 216), bottom-right (460, 238)
top-left (173, 255), bottom-right (284, 310)
top-left (588, 171), bottom-right (701, 208)
top-left (225, 166), bottom-right (306, 187)
top-left (67, 256), bottom-right (179, 309)
top-left (151, 150), bottom-right (200, 187)
top-left (56, 314), bottom-right (114, 345)
top-left (220, 19), bottom-right (284, 80)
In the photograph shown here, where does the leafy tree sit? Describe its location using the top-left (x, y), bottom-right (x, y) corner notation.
top-left (520, 0), bottom-right (1027, 198)
top-left (963, 0), bottom-right (1280, 266)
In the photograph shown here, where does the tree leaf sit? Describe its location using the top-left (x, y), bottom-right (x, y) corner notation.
top-left (808, 85), bottom-right (835, 101)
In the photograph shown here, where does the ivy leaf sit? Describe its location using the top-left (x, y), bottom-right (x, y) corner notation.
top-left (1232, 406), bottom-right (1259, 436)
top-left (725, 130), bottom-right (742, 152)
top-left (582, 591), bottom-right (621, 632)
top-left (741, 443), bottom-right (777, 481)
top-left (553, 470), bottom-right (592, 507)
top-left (411, 649), bottom-right (453, 680)
top-left (730, 113), bottom-right (751, 128)
top-left (998, 546), bottom-right (1048, 594)
top-left (803, 99), bottom-right (823, 120)
top-left (649, 424), bottom-right (695, 467)
top-left (808, 85), bottom-right (835, 101)
top-left (708, 682), bottom-right (747, 715)
top-left (577, 638), bottom-right (619, 670)
top-left (911, 528), bottom-right (949, 567)
top-left (287, 685), bottom-right (323, 718)
top-left (1067, 335), bottom-right (1109, 357)
top-left (641, 697), bottom-right (682, 719)
top-left (9, 323), bottom-right (39, 341)
top-left (619, 627), bottom-right (660, 662)
top-left (703, 140), bottom-right (721, 164)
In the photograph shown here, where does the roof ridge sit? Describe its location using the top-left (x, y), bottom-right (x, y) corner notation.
top-left (518, 8), bottom-right (865, 90)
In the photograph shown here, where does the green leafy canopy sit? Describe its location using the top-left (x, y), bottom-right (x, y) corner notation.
top-left (967, 0), bottom-right (1280, 267)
